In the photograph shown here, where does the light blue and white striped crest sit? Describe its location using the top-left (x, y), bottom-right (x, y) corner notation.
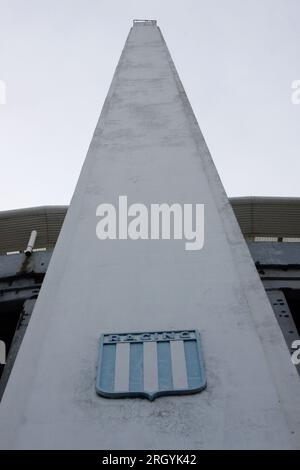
top-left (96, 329), bottom-right (206, 401)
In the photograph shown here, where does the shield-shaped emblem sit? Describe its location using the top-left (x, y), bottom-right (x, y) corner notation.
top-left (96, 329), bottom-right (206, 401)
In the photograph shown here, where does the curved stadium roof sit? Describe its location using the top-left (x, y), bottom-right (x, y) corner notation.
top-left (0, 197), bottom-right (300, 254)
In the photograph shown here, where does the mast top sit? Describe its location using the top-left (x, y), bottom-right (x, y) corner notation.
top-left (133, 19), bottom-right (157, 26)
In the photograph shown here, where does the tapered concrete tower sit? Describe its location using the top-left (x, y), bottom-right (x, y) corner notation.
top-left (0, 20), bottom-right (300, 449)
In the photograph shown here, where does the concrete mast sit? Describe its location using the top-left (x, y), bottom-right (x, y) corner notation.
top-left (0, 20), bottom-right (299, 449)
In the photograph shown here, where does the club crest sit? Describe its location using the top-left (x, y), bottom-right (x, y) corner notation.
top-left (96, 329), bottom-right (206, 401)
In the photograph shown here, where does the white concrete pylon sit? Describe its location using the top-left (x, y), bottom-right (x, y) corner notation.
top-left (0, 20), bottom-right (299, 449)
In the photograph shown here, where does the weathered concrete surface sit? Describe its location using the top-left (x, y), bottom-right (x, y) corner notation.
top-left (248, 241), bottom-right (300, 266)
top-left (0, 21), bottom-right (299, 449)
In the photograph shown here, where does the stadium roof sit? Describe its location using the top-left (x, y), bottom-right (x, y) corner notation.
top-left (0, 197), bottom-right (300, 254)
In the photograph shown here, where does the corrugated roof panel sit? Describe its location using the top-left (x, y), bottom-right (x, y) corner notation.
top-left (0, 198), bottom-right (300, 254)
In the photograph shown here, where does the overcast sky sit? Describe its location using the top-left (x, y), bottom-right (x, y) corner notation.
top-left (0, 0), bottom-right (299, 211)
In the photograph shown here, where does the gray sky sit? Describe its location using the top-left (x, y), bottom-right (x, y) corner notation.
top-left (0, 0), bottom-right (299, 211)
